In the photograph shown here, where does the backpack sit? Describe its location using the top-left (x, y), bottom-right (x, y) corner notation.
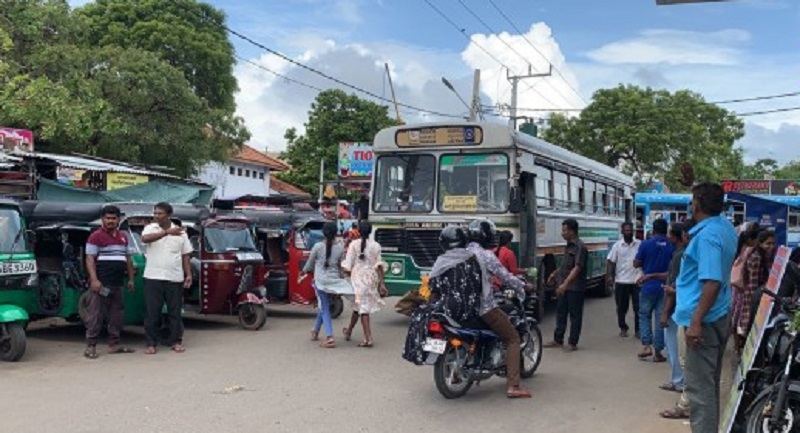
top-left (730, 247), bottom-right (752, 291)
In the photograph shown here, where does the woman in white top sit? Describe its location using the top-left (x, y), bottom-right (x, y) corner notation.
top-left (342, 221), bottom-right (387, 347)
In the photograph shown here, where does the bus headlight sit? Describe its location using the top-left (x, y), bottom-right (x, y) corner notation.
top-left (390, 262), bottom-right (403, 276)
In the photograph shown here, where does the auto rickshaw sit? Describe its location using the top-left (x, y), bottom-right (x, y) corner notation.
top-left (113, 203), bottom-right (268, 330)
top-left (230, 208), bottom-right (345, 319)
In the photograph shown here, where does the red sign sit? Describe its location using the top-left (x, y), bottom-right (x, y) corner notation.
top-left (721, 180), bottom-right (770, 195)
top-left (0, 127), bottom-right (34, 152)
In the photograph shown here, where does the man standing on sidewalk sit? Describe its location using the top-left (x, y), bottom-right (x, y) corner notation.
top-left (83, 205), bottom-right (136, 359)
top-left (545, 219), bottom-right (589, 352)
top-left (607, 222), bottom-right (642, 338)
top-left (141, 202), bottom-right (193, 355)
top-left (674, 183), bottom-right (737, 433)
top-left (634, 218), bottom-right (674, 362)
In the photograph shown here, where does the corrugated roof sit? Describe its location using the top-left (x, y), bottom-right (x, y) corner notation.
top-left (269, 175), bottom-right (311, 197)
top-left (233, 145), bottom-right (289, 171)
top-left (13, 151), bottom-right (181, 179)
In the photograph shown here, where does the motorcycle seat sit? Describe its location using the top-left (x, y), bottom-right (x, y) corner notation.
top-left (433, 313), bottom-right (491, 332)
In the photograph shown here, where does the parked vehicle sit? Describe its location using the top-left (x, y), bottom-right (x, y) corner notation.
top-left (422, 290), bottom-right (543, 399)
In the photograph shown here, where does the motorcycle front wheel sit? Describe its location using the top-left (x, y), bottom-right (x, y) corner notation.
top-left (433, 345), bottom-right (473, 399)
top-left (746, 389), bottom-right (800, 433)
top-left (521, 325), bottom-right (543, 378)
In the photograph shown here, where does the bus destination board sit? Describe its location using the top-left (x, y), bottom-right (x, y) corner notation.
top-left (395, 126), bottom-right (483, 147)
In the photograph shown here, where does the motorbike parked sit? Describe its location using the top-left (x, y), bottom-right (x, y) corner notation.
top-left (422, 290), bottom-right (543, 399)
top-left (743, 290), bottom-right (800, 432)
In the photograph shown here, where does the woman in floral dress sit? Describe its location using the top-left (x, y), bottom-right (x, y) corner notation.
top-left (342, 221), bottom-right (387, 347)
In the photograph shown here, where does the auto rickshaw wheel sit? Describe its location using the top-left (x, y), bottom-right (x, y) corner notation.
top-left (238, 304), bottom-right (267, 330)
top-left (0, 322), bottom-right (26, 362)
top-left (329, 296), bottom-right (344, 319)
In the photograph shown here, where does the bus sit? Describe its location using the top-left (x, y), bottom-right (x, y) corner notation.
top-left (369, 122), bottom-right (635, 299)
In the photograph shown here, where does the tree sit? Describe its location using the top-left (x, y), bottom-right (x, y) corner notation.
top-left (742, 158), bottom-right (779, 179)
top-left (278, 90), bottom-right (396, 194)
top-left (76, 0), bottom-right (238, 111)
top-left (0, 0), bottom-right (248, 177)
top-left (542, 84), bottom-right (746, 191)
top-left (775, 160), bottom-right (800, 179)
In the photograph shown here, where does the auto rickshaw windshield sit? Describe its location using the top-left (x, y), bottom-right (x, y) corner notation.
top-left (204, 226), bottom-right (258, 252)
top-left (0, 208), bottom-right (26, 253)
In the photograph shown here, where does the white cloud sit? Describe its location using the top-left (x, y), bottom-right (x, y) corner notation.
top-left (739, 122), bottom-right (800, 163)
top-left (587, 29), bottom-right (750, 66)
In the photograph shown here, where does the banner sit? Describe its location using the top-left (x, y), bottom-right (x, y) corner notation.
top-left (106, 172), bottom-right (149, 190)
top-left (56, 167), bottom-right (88, 187)
top-left (721, 246), bottom-right (793, 433)
top-left (338, 142), bottom-right (374, 178)
top-left (0, 127), bottom-right (34, 152)
top-left (722, 179), bottom-right (800, 195)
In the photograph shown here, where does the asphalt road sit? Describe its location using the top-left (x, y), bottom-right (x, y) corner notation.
top-left (1, 295), bottom-right (695, 433)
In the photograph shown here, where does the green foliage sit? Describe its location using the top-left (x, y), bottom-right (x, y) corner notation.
top-left (278, 89), bottom-right (396, 194)
top-left (542, 84), bottom-right (746, 192)
top-left (0, 0), bottom-right (248, 177)
top-left (743, 158), bottom-right (800, 180)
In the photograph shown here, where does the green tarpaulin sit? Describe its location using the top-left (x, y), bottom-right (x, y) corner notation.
top-left (37, 178), bottom-right (215, 205)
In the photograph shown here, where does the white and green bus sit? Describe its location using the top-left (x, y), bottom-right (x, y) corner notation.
top-left (369, 122), bottom-right (635, 299)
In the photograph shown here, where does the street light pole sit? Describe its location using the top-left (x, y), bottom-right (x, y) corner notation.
top-left (441, 77), bottom-right (472, 120)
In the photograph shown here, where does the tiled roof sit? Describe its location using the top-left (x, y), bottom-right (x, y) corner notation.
top-left (270, 175), bottom-right (311, 197)
top-left (233, 145), bottom-right (289, 171)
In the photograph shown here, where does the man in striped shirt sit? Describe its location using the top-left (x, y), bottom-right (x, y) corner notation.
top-left (84, 205), bottom-right (136, 359)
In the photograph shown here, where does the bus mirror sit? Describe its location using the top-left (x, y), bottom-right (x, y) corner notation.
top-left (509, 187), bottom-right (521, 213)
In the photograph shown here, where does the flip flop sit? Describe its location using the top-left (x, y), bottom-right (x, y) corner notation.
top-left (659, 383), bottom-right (683, 393)
top-left (171, 344), bottom-right (186, 353)
top-left (144, 346), bottom-right (158, 355)
top-left (84, 345), bottom-right (99, 359)
top-left (108, 346), bottom-right (136, 355)
top-left (320, 338), bottom-right (336, 349)
top-left (343, 327), bottom-right (352, 341)
top-left (358, 340), bottom-right (373, 348)
top-left (660, 406), bottom-right (690, 419)
top-left (310, 330), bottom-right (319, 341)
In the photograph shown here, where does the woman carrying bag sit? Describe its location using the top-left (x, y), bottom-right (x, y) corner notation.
top-left (300, 222), bottom-right (352, 349)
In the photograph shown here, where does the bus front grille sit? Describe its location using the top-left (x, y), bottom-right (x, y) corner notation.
top-left (375, 229), bottom-right (442, 268)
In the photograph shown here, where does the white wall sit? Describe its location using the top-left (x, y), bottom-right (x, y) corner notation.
top-left (197, 161), bottom-right (271, 198)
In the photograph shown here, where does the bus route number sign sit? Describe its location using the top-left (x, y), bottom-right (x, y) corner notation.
top-left (442, 195), bottom-right (478, 212)
top-left (395, 126), bottom-right (483, 147)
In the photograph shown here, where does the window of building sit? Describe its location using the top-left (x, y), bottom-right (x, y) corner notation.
top-left (237, 167), bottom-right (242, 176)
top-left (245, 169), bottom-right (251, 178)
top-left (229, 166), bottom-right (235, 175)
top-left (259, 172), bottom-right (265, 180)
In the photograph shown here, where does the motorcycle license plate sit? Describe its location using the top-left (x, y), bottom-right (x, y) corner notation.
top-left (423, 338), bottom-right (446, 354)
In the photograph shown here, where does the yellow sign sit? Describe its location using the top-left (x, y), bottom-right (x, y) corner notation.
top-left (442, 195), bottom-right (478, 212)
top-left (106, 172), bottom-right (149, 190)
top-left (395, 126), bottom-right (483, 147)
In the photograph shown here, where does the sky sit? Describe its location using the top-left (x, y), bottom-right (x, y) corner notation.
top-left (68, 0), bottom-right (800, 165)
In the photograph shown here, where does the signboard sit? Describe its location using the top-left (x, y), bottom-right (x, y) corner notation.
top-left (395, 126), bottom-right (483, 147)
top-left (721, 246), bottom-right (793, 433)
top-left (106, 172), bottom-right (149, 190)
top-left (0, 127), bottom-right (34, 153)
top-left (722, 179), bottom-right (800, 195)
top-left (646, 181), bottom-right (664, 194)
top-left (56, 167), bottom-right (88, 187)
top-left (338, 142), bottom-right (374, 178)
top-left (442, 195), bottom-right (477, 212)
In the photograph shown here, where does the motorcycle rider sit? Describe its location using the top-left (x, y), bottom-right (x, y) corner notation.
top-left (466, 219), bottom-right (533, 399)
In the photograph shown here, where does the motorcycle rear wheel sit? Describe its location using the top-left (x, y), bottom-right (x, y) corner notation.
top-left (746, 389), bottom-right (800, 433)
top-left (434, 345), bottom-right (473, 399)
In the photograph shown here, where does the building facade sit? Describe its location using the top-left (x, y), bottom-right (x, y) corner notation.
top-left (197, 145), bottom-right (288, 198)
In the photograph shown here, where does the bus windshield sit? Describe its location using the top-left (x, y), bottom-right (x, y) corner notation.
top-left (0, 208), bottom-right (25, 253)
top-left (373, 155), bottom-right (436, 213)
top-left (438, 153), bottom-right (509, 213)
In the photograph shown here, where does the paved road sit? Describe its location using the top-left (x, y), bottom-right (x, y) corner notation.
top-left (1, 296), bottom-right (692, 433)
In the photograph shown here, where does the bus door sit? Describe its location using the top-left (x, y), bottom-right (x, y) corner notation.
top-left (518, 172), bottom-right (536, 269)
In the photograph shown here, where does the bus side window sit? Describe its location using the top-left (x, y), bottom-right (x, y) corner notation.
top-left (569, 174), bottom-right (582, 212)
top-left (584, 180), bottom-right (595, 214)
top-left (595, 184), bottom-right (606, 215)
top-left (533, 164), bottom-right (552, 208)
top-left (553, 171), bottom-right (568, 210)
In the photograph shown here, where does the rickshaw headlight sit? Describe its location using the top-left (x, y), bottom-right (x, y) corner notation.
top-left (390, 262), bottom-right (403, 276)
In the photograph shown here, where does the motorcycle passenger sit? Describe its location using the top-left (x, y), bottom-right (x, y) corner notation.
top-left (402, 226), bottom-right (484, 365)
top-left (466, 219), bottom-right (532, 399)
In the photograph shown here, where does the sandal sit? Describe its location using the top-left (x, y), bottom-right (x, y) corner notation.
top-left (108, 346), bottom-right (136, 355)
top-left (358, 340), bottom-right (373, 348)
top-left (507, 386), bottom-right (532, 399)
top-left (310, 330), bottom-right (319, 341)
top-left (171, 344), bottom-right (186, 353)
top-left (320, 337), bottom-right (336, 349)
top-left (84, 345), bottom-right (99, 360)
top-left (660, 406), bottom-right (690, 419)
top-left (144, 346), bottom-right (157, 355)
top-left (659, 382), bottom-right (683, 393)
top-left (343, 327), bottom-right (352, 342)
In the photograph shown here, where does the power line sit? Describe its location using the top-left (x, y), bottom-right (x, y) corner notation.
top-left (488, 0), bottom-right (588, 107)
top-left (713, 91), bottom-right (800, 105)
top-left (483, 103), bottom-right (800, 118)
top-left (165, 0), bottom-right (464, 119)
top-left (235, 54), bottom-right (324, 92)
top-left (421, 0), bottom-right (562, 109)
top-left (737, 106), bottom-right (800, 117)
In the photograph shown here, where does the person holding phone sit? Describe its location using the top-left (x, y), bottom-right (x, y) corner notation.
top-left (141, 202), bottom-right (193, 355)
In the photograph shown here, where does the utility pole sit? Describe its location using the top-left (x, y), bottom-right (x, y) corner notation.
top-left (469, 69), bottom-right (481, 122)
top-left (508, 65), bottom-right (552, 130)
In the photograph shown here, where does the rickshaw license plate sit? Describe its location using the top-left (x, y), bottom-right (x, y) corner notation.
top-left (0, 261), bottom-right (36, 275)
top-left (423, 338), bottom-right (446, 354)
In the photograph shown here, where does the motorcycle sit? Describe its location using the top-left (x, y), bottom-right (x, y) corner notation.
top-left (422, 290), bottom-right (543, 399)
top-left (744, 290), bottom-right (800, 433)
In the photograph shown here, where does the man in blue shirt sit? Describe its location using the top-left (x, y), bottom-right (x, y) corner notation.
top-left (635, 218), bottom-right (674, 362)
top-left (673, 183), bottom-right (737, 433)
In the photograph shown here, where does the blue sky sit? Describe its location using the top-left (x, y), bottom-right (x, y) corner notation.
top-left (69, 0), bottom-right (800, 164)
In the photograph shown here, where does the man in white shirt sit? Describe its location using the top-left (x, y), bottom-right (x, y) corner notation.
top-left (141, 202), bottom-right (193, 354)
top-left (607, 222), bottom-right (642, 338)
